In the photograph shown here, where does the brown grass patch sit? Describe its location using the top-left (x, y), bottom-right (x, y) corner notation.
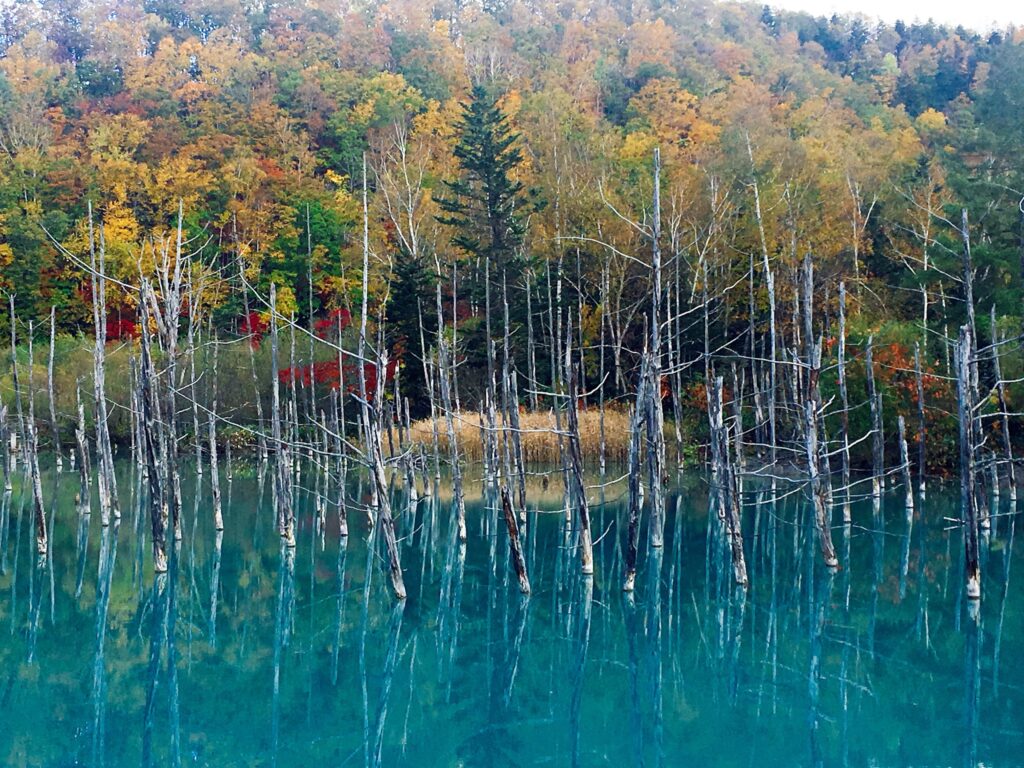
top-left (408, 407), bottom-right (638, 465)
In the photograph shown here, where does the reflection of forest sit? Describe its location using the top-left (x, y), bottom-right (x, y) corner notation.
top-left (0, 464), bottom-right (1018, 766)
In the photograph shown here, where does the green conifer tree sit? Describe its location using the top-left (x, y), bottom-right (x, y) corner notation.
top-left (437, 85), bottom-right (530, 273)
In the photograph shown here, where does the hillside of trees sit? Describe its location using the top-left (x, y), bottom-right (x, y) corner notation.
top-left (1, 0), bottom-right (1023, 468)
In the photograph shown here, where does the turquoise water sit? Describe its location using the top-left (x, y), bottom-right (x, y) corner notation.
top-left (0, 463), bottom-right (1021, 767)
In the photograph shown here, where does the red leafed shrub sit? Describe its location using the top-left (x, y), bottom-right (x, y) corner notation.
top-left (314, 308), bottom-right (352, 339)
top-left (239, 312), bottom-right (268, 345)
top-left (106, 317), bottom-right (140, 340)
top-left (279, 353), bottom-right (398, 400)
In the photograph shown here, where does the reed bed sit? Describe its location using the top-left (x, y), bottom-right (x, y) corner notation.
top-left (408, 407), bottom-right (640, 465)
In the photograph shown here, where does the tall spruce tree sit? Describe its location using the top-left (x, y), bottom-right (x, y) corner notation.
top-left (437, 85), bottom-right (534, 399)
top-left (438, 85), bottom-right (529, 272)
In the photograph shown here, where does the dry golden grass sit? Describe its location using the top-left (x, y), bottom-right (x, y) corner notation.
top-left (408, 407), bottom-right (638, 465)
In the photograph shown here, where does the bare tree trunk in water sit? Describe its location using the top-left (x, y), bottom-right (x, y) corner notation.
top-left (914, 342), bottom-right (927, 500)
top-left (564, 350), bottom-right (594, 575)
top-left (991, 307), bottom-right (1016, 505)
top-left (47, 306), bottom-right (61, 471)
top-left (500, 484), bottom-right (530, 594)
top-left (75, 380), bottom-right (91, 513)
top-left (957, 325), bottom-right (981, 600)
top-left (139, 304), bottom-right (167, 573)
top-left (865, 337), bottom-right (884, 517)
top-left (622, 366), bottom-right (646, 592)
top-left (803, 342), bottom-right (838, 572)
top-left (708, 374), bottom-right (748, 585)
top-left (898, 415), bottom-right (914, 521)
top-left (208, 342), bottom-right (223, 531)
top-left (25, 322), bottom-right (48, 557)
top-left (270, 283), bottom-right (295, 546)
top-left (838, 283), bottom-right (852, 523)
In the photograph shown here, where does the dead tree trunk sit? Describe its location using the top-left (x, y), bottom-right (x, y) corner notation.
top-left (838, 283), bottom-right (852, 523)
top-left (500, 484), bottom-right (530, 594)
top-left (75, 380), bottom-right (91, 513)
top-left (865, 337), bottom-right (884, 516)
top-left (363, 387), bottom-right (407, 601)
top-left (208, 343), bottom-right (223, 531)
top-left (898, 415), bottom-right (914, 521)
top-left (270, 284), bottom-right (295, 546)
top-left (565, 355), bottom-right (594, 576)
top-left (708, 375), bottom-right (748, 585)
top-left (647, 147), bottom-right (666, 547)
top-left (957, 325), bottom-right (981, 600)
top-left (914, 342), bottom-right (927, 500)
top-left (139, 308), bottom-right (167, 573)
top-left (435, 269), bottom-right (466, 542)
top-left (25, 323), bottom-right (47, 557)
top-left (622, 373), bottom-right (646, 592)
top-left (991, 307), bottom-right (1016, 505)
top-left (805, 339), bottom-right (838, 568)
top-left (47, 306), bottom-right (61, 470)
top-left (88, 207), bottom-right (119, 523)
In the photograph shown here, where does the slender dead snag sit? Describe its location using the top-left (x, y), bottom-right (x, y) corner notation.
top-left (208, 342), bottom-right (223, 531)
top-left (359, 380), bottom-right (407, 601)
top-left (991, 307), bottom-right (1016, 505)
top-left (960, 209), bottom-right (988, 531)
top-left (373, 444), bottom-right (408, 603)
top-left (435, 268), bottom-right (466, 542)
top-left (798, 254), bottom-right (838, 568)
top-left (88, 207), bottom-right (119, 523)
top-left (75, 380), bottom-right (91, 513)
top-left (186, 274), bottom-right (202, 476)
top-left (500, 484), bottom-right (530, 595)
top-left (8, 297), bottom-right (27, 478)
top-left (564, 351), bottom-right (594, 576)
top-left (865, 337), bottom-right (883, 517)
top-left (270, 284), bottom-right (295, 546)
top-left (709, 374), bottom-right (748, 585)
top-left (25, 322), bottom-right (47, 557)
top-left (46, 306), bottom-right (61, 470)
top-left (622, 368), bottom-right (646, 592)
top-left (355, 154), bottom-right (381, 527)
top-left (598, 261), bottom-right (609, 478)
top-left (898, 416), bottom-right (914, 524)
top-left (10, 309), bottom-right (47, 557)
top-left (416, 300), bottom-right (442, 490)
top-left (139, 301), bottom-right (167, 573)
top-left (838, 283), bottom-right (852, 523)
top-left (508, 371), bottom-right (527, 521)
top-left (804, 338), bottom-right (838, 568)
top-left (547, 256), bottom-right (571, 524)
top-left (144, 208), bottom-right (189, 542)
top-left (748, 136), bottom-right (778, 498)
top-left (0, 394), bottom-right (9, 492)
top-left (239, 257), bottom-right (268, 462)
top-left (957, 325), bottom-right (981, 600)
top-left (914, 342), bottom-right (927, 500)
top-left (961, 209), bottom-right (978, 348)
top-left (730, 363), bottom-right (745, 478)
top-left (330, 390), bottom-right (348, 537)
top-left (647, 147), bottom-right (666, 547)
top-left (525, 271), bottom-right (539, 412)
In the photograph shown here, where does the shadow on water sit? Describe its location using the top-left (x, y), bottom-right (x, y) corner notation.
top-left (0, 461), bottom-right (1022, 766)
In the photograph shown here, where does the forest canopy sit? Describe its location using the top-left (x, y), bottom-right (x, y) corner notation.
top-left (0, 0), bottom-right (1022, 444)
